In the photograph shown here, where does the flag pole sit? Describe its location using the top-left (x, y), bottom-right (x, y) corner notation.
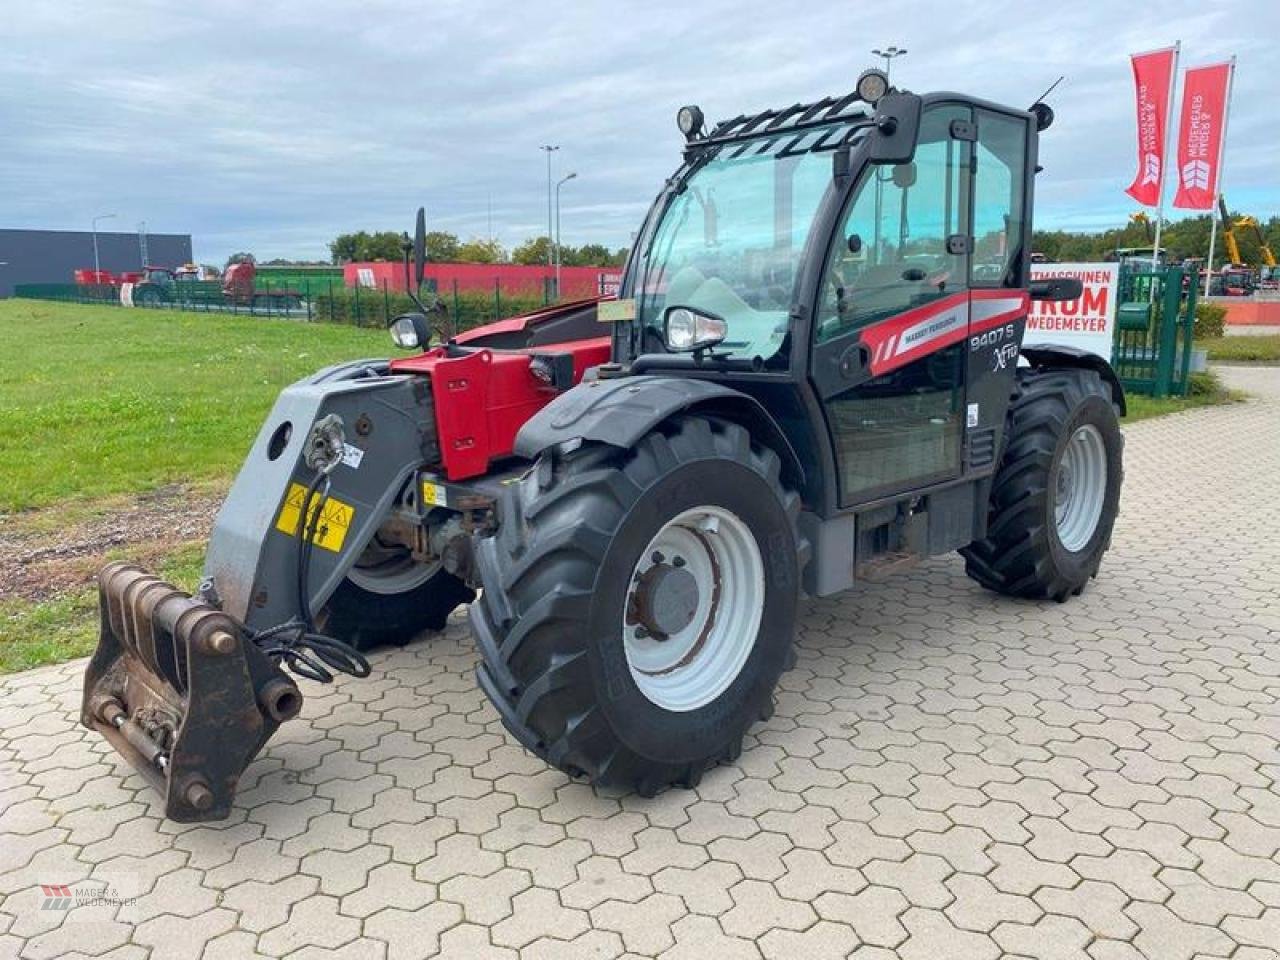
top-left (1150, 41), bottom-right (1179, 278)
top-left (1203, 56), bottom-right (1237, 298)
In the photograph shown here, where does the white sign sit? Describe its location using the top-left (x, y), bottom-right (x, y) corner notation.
top-left (1025, 262), bottom-right (1119, 362)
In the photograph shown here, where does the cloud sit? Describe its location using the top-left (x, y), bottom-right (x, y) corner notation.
top-left (1, 0), bottom-right (1275, 263)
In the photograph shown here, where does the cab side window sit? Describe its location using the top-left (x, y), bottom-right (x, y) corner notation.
top-left (815, 105), bottom-right (970, 344)
top-left (972, 111), bottom-right (1028, 287)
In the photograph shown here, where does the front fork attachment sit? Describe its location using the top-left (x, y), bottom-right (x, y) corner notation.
top-left (82, 563), bottom-right (303, 822)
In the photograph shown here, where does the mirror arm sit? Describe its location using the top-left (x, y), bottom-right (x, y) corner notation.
top-left (402, 243), bottom-right (429, 315)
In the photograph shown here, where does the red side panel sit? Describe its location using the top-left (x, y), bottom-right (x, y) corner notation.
top-left (389, 337), bottom-right (612, 480)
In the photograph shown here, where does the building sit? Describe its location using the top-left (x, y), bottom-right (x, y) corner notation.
top-left (0, 228), bottom-right (193, 298)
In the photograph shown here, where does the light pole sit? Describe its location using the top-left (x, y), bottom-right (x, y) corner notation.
top-left (870, 45), bottom-right (908, 83)
top-left (92, 213), bottom-right (117, 278)
top-left (555, 172), bottom-right (577, 299)
top-left (539, 145), bottom-right (559, 279)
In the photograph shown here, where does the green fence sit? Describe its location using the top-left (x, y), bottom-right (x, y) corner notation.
top-left (1112, 265), bottom-right (1197, 398)
top-left (12, 277), bottom-right (561, 333)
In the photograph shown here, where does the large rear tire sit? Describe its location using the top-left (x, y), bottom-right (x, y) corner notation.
top-left (472, 415), bottom-right (805, 795)
top-left (961, 367), bottom-right (1123, 601)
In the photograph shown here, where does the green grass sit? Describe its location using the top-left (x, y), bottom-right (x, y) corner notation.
top-left (0, 543), bottom-right (204, 674)
top-left (0, 300), bottom-right (387, 512)
top-left (1199, 334), bottom-right (1280, 364)
top-left (1124, 370), bottom-right (1247, 422)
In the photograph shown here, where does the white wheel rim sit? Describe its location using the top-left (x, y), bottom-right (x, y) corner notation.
top-left (346, 537), bottom-right (440, 595)
top-left (622, 505), bottom-right (765, 712)
top-left (1054, 424), bottom-right (1107, 553)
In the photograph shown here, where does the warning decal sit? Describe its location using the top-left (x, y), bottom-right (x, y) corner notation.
top-left (275, 482), bottom-right (355, 553)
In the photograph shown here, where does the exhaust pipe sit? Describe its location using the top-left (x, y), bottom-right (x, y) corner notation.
top-left (82, 563), bottom-right (303, 821)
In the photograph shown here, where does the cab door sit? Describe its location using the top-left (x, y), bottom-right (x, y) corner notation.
top-left (809, 104), bottom-right (974, 508)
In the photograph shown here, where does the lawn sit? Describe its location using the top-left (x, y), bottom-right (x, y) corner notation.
top-left (1200, 334), bottom-right (1280, 364)
top-left (1124, 370), bottom-right (1248, 422)
top-left (0, 299), bottom-right (388, 512)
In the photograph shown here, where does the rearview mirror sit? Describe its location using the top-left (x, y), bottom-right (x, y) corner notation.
top-left (847, 233), bottom-right (863, 254)
top-left (1029, 276), bottom-right (1083, 301)
top-left (413, 207), bottom-right (427, 287)
top-left (869, 91), bottom-right (922, 165)
top-left (892, 162), bottom-right (917, 189)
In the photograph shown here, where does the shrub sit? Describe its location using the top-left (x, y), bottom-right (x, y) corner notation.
top-left (1193, 302), bottom-right (1227, 340)
top-left (1187, 370), bottom-right (1222, 397)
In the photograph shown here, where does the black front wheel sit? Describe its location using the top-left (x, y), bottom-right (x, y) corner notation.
top-left (472, 416), bottom-right (806, 795)
top-left (962, 368), bottom-right (1123, 601)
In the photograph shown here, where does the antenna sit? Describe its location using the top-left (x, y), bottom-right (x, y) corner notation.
top-left (1029, 75), bottom-right (1065, 109)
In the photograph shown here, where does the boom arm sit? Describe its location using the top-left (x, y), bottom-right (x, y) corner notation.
top-left (1219, 197), bottom-right (1242, 266)
top-left (1236, 215), bottom-right (1276, 268)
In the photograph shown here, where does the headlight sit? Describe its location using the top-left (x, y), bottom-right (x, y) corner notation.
top-left (856, 68), bottom-right (890, 104)
top-left (676, 105), bottom-right (704, 140)
top-left (664, 306), bottom-right (727, 352)
top-left (389, 313), bottom-right (428, 350)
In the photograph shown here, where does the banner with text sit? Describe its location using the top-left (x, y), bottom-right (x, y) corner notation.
top-left (1173, 61), bottom-right (1232, 210)
top-left (1025, 263), bottom-right (1119, 361)
top-left (1124, 47), bottom-right (1177, 207)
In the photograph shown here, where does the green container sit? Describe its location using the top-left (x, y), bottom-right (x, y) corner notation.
top-left (1116, 302), bottom-right (1153, 332)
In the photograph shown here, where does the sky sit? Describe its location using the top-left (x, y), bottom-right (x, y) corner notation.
top-left (1, 0), bottom-right (1276, 265)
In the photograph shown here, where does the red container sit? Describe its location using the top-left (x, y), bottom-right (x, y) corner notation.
top-left (342, 262), bottom-right (621, 300)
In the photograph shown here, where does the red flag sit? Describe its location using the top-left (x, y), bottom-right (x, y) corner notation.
top-left (1124, 47), bottom-right (1177, 206)
top-left (1172, 61), bottom-right (1232, 210)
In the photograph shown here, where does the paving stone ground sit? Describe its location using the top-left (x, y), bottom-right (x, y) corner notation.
top-left (2, 367), bottom-right (1278, 960)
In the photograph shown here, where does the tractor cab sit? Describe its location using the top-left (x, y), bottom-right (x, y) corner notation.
top-left (609, 77), bottom-right (1055, 517)
top-left (142, 266), bottom-right (177, 285)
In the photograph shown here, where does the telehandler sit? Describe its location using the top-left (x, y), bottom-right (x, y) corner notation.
top-left (85, 69), bottom-right (1124, 821)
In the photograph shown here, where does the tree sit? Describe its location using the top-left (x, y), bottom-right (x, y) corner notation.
top-left (424, 231), bottom-right (460, 262)
top-left (328, 230), bottom-right (407, 263)
top-left (511, 236), bottom-right (552, 266)
top-left (225, 252), bottom-right (255, 270)
top-left (568, 243), bottom-right (612, 266)
top-left (456, 237), bottom-right (506, 263)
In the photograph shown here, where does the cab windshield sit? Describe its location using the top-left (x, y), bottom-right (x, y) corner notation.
top-left (631, 127), bottom-right (863, 361)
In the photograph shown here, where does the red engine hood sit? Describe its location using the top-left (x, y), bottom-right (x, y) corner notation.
top-left (389, 297), bottom-right (613, 479)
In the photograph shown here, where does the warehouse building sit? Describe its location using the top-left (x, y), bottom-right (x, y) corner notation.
top-left (0, 228), bottom-right (193, 298)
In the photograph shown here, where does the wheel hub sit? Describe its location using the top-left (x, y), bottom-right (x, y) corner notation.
top-left (631, 562), bottom-right (700, 639)
top-left (622, 506), bottom-right (765, 713)
top-left (1053, 424), bottom-right (1107, 553)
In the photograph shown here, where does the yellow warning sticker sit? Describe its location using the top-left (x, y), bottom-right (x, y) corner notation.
top-left (421, 479), bottom-right (447, 507)
top-left (275, 482), bottom-right (354, 553)
top-left (597, 298), bottom-right (636, 323)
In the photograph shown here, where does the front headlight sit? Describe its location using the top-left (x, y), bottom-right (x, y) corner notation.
top-left (663, 306), bottom-right (728, 352)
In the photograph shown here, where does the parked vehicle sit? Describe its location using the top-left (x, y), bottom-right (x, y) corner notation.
top-left (130, 261), bottom-right (304, 311)
top-left (83, 71), bottom-right (1125, 821)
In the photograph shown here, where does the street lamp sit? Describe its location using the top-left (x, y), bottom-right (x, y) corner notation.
top-left (555, 172), bottom-right (578, 299)
top-left (870, 45), bottom-right (908, 83)
top-left (539, 145), bottom-right (560, 275)
top-left (92, 213), bottom-right (117, 278)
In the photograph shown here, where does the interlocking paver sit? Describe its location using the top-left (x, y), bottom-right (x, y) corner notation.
top-left (3, 368), bottom-right (1279, 959)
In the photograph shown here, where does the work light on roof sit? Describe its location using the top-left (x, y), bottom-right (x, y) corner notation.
top-left (677, 105), bottom-right (704, 140)
top-left (856, 68), bottom-right (890, 105)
